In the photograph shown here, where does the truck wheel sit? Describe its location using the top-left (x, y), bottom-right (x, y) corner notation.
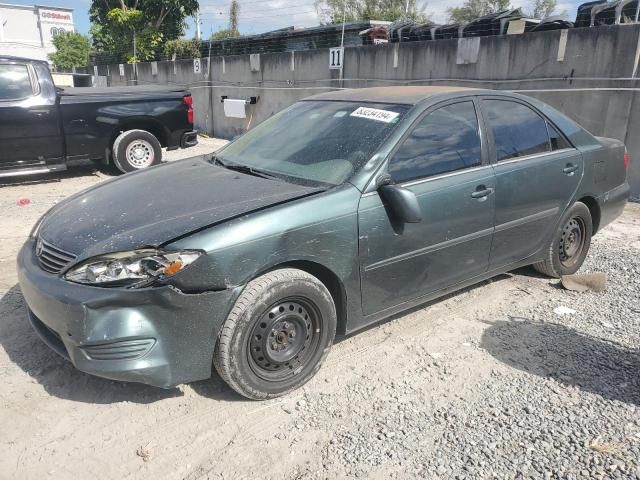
top-left (213, 269), bottom-right (337, 400)
top-left (112, 129), bottom-right (162, 173)
top-left (533, 202), bottom-right (593, 278)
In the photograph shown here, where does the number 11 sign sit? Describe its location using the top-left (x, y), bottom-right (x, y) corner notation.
top-left (329, 47), bottom-right (344, 70)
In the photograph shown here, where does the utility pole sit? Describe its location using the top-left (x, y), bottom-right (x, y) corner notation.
top-left (340, 0), bottom-right (346, 47)
top-left (133, 28), bottom-right (138, 85)
top-left (339, 0), bottom-right (346, 86)
top-left (404, 0), bottom-right (409, 15)
top-left (195, 10), bottom-right (201, 40)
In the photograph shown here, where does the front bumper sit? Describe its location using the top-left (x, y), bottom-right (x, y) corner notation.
top-left (180, 130), bottom-right (198, 148)
top-left (17, 239), bottom-right (239, 388)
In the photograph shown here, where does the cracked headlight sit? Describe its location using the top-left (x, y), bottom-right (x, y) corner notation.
top-left (64, 250), bottom-right (203, 287)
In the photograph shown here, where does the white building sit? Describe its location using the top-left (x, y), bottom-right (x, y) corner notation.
top-left (0, 3), bottom-right (75, 61)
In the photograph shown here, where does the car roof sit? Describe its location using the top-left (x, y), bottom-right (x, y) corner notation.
top-left (306, 86), bottom-right (494, 105)
top-left (0, 56), bottom-right (48, 64)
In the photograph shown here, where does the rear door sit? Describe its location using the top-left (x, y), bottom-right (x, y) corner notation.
top-left (479, 97), bottom-right (583, 269)
top-left (358, 99), bottom-right (496, 315)
top-left (0, 62), bottom-right (63, 170)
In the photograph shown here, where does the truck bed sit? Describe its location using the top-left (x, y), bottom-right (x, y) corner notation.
top-left (60, 85), bottom-right (188, 96)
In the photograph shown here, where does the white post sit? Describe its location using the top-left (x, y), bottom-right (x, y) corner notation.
top-left (195, 10), bottom-right (201, 40)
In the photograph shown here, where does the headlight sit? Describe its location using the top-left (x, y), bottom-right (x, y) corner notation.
top-left (64, 250), bottom-right (203, 287)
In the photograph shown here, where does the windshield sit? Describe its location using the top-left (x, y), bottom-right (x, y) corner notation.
top-left (215, 100), bottom-right (409, 186)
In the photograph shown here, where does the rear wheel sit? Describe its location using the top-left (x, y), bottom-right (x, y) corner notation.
top-left (112, 129), bottom-right (162, 173)
top-left (533, 202), bottom-right (592, 278)
top-left (213, 269), bottom-right (337, 400)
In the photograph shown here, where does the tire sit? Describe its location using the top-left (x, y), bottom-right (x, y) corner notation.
top-left (214, 268), bottom-right (337, 400)
top-left (112, 129), bottom-right (162, 173)
top-left (533, 202), bottom-right (593, 278)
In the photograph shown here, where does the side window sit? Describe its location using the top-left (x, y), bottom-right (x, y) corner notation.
top-left (0, 64), bottom-right (33, 100)
top-left (389, 101), bottom-right (481, 183)
top-left (547, 122), bottom-right (571, 150)
top-left (483, 100), bottom-right (550, 161)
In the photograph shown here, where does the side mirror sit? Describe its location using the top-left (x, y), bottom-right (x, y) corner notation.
top-left (377, 175), bottom-right (422, 224)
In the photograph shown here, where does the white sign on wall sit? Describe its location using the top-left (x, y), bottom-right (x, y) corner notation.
top-left (193, 58), bottom-right (201, 74)
top-left (329, 47), bottom-right (344, 70)
top-left (119, 64), bottom-right (125, 76)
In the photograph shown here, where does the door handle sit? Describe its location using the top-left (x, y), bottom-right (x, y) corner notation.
top-left (563, 163), bottom-right (579, 175)
top-left (29, 109), bottom-right (50, 117)
top-left (471, 186), bottom-right (494, 199)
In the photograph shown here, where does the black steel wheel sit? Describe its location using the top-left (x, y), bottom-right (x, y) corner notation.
top-left (248, 298), bottom-right (320, 380)
top-left (533, 202), bottom-right (592, 278)
top-left (213, 269), bottom-right (337, 400)
top-left (558, 216), bottom-right (586, 269)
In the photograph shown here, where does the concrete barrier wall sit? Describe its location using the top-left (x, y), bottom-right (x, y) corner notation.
top-left (101, 24), bottom-right (640, 194)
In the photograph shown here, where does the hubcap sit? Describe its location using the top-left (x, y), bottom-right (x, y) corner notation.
top-left (125, 140), bottom-right (154, 168)
top-left (249, 299), bottom-right (318, 380)
top-left (559, 217), bottom-right (585, 267)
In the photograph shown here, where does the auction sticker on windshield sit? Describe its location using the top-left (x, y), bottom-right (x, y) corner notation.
top-left (350, 107), bottom-right (400, 123)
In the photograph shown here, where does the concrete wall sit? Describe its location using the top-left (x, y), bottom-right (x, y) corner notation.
top-left (101, 24), bottom-right (640, 194)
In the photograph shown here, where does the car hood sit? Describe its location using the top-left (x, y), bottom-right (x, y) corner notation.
top-left (38, 158), bottom-right (322, 259)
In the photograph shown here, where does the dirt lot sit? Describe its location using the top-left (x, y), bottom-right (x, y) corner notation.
top-left (0, 142), bottom-right (639, 479)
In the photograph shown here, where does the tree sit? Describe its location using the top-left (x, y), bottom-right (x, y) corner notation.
top-left (211, 1), bottom-right (241, 41)
top-left (212, 28), bottom-right (239, 40)
top-left (316, 0), bottom-right (430, 25)
top-left (447, 0), bottom-right (511, 24)
top-left (532, 0), bottom-right (557, 18)
top-left (89, 0), bottom-right (199, 63)
top-left (229, 0), bottom-right (239, 35)
top-left (48, 31), bottom-right (91, 69)
top-left (163, 38), bottom-right (201, 59)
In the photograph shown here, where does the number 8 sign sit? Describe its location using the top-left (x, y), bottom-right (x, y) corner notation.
top-left (329, 47), bottom-right (344, 70)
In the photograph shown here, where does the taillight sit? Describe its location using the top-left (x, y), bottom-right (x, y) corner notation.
top-left (183, 95), bottom-right (194, 125)
top-left (624, 149), bottom-right (631, 170)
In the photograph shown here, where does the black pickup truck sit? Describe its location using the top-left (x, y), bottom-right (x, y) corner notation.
top-left (0, 56), bottom-right (197, 176)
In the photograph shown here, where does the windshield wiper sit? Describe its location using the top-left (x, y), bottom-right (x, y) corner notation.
top-left (211, 156), bottom-right (279, 181)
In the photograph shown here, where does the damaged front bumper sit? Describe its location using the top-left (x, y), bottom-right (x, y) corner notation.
top-left (17, 238), bottom-right (240, 388)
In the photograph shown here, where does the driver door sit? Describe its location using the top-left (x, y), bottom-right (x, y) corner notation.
top-left (358, 99), bottom-right (496, 316)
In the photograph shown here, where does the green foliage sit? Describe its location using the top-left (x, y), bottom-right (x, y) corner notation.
top-left (211, 29), bottom-right (240, 40)
top-left (48, 31), bottom-right (91, 69)
top-left (532, 0), bottom-right (557, 18)
top-left (90, 0), bottom-right (199, 62)
top-left (316, 0), bottom-right (430, 24)
top-left (163, 38), bottom-right (201, 59)
top-left (447, 0), bottom-right (511, 24)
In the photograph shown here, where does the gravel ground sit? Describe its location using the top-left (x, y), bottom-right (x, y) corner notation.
top-left (0, 149), bottom-right (638, 480)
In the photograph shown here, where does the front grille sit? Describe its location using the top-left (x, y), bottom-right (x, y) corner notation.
top-left (36, 238), bottom-right (77, 274)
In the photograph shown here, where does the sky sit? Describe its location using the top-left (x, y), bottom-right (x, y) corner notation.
top-left (6, 0), bottom-right (584, 37)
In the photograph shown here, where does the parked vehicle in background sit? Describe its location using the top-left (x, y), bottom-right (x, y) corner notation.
top-left (0, 56), bottom-right (197, 177)
top-left (18, 87), bottom-right (630, 400)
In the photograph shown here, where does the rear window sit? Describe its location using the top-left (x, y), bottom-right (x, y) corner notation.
top-left (0, 64), bottom-right (34, 100)
top-left (483, 99), bottom-right (550, 161)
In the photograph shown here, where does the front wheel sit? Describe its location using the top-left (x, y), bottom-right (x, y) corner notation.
top-left (533, 201), bottom-right (593, 278)
top-left (112, 129), bottom-right (162, 173)
top-left (213, 269), bottom-right (337, 400)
